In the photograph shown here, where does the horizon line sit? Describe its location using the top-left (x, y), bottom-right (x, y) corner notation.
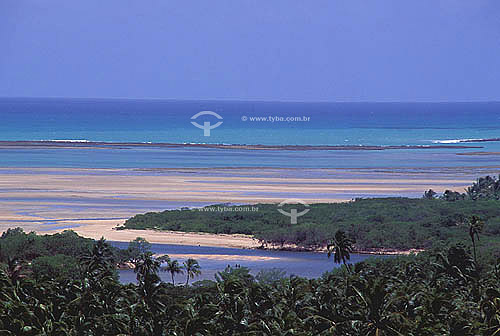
top-left (1, 95), bottom-right (500, 104)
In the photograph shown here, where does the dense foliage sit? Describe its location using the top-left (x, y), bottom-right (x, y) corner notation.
top-left (2, 175), bottom-right (500, 334)
top-left (122, 198), bottom-right (500, 252)
top-left (0, 228), bottom-right (95, 281)
top-left (1, 231), bottom-right (500, 335)
top-left (122, 176), bottom-right (500, 252)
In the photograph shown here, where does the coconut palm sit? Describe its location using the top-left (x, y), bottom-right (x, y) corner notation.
top-left (134, 251), bottom-right (161, 285)
top-left (80, 237), bottom-right (115, 281)
top-left (183, 258), bottom-right (201, 286)
top-left (164, 259), bottom-right (183, 285)
top-left (468, 215), bottom-right (484, 265)
top-left (327, 230), bottom-right (354, 271)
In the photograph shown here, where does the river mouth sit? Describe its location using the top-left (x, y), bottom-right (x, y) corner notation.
top-left (110, 241), bottom-right (393, 283)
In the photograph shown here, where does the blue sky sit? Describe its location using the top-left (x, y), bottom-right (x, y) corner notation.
top-left (1, 1), bottom-right (499, 102)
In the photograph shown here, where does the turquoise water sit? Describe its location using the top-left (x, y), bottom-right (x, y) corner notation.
top-left (1, 146), bottom-right (500, 168)
top-left (1, 98), bottom-right (499, 146)
top-left (1, 98), bottom-right (500, 168)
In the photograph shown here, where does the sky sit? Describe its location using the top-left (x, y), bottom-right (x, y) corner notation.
top-left (1, 1), bottom-right (499, 102)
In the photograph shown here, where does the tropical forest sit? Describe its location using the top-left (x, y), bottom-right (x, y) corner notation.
top-left (1, 176), bottom-right (500, 335)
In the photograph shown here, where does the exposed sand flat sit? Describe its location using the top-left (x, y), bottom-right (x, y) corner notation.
top-left (39, 219), bottom-right (260, 249)
top-left (0, 167), bottom-right (495, 245)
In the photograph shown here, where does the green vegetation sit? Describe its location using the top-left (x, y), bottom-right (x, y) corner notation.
top-left (122, 175), bottom-right (500, 253)
top-left (1, 229), bottom-right (500, 334)
top-left (2, 175), bottom-right (500, 334)
top-left (0, 228), bottom-right (95, 281)
top-left (327, 230), bottom-right (354, 270)
top-left (164, 258), bottom-right (183, 285)
top-left (182, 258), bottom-right (201, 286)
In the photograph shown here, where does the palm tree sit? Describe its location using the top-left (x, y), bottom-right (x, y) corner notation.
top-left (164, 259), bottom-right (183, 285)
top-left (134, 252), bottom-right (161, 285)
top-left (80, 237), bottom-right (115, 280)
top-left (183, 258), bottom-right (201, 286)
top-left (468, 215), bottom-right (484, 265)
top-left (327, 230), bottom-right (354, 271)
top-left (134, 251), bottom-right (165, 328)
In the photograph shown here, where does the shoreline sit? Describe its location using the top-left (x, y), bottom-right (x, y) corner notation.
top-left (256, 243), bottom-right (424, 255)
top-left (1, 166), bottom-right (482, 256)
top-left (0, 140), bottom-right (483, 151)
top-left (72, 223), bottom-right (421, 255)
top-left (61, 221), bottom-right (263, 249)
top-left (0, 166), bottom-right (477, 235)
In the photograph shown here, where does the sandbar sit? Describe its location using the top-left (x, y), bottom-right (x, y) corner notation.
top-left (0, 166), bottom-right (495, 248)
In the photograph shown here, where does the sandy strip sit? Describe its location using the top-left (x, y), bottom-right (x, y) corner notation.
top-left (0, 167), bottom-right (495, 247)
top-left (40, 219), bottom-right (261, 249)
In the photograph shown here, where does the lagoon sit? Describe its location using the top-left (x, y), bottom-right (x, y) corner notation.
top-left (111, 241), bottom-right (390, 284)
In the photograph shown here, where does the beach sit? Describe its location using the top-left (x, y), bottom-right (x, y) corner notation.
top-left (0, 166), bottom-right (490, 246)
top-left (72, 220), bottom-right (261, 249)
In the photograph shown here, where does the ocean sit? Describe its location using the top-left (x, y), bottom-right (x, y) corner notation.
top-left (1, 97), bottom-right (500, 168)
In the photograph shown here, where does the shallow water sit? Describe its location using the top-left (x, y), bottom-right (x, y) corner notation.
top-left (2, 146), bottom-right (500, 169)
top-left (111, 241), bottom-right (391, 283)
top-left (1, 98), bottom-right (500, 169)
